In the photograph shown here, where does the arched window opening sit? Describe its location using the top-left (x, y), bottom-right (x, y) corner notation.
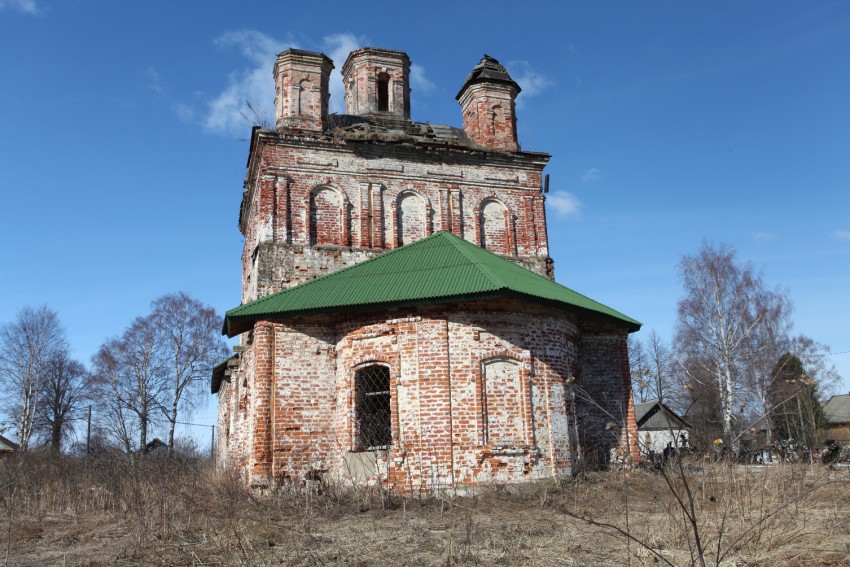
top-left (377, 74), bottom-right (389, 112)
top-left (482, 357), bottom-right (524, 446)
top-left (355, 365), bottom-right (391, 450)
top-left (310, 187), bottom-right (342, 246)
top-left (489, 105), bottom-right (502, 137)
top-left (480, 199), bottom-right (511, 255)
top-left (297, 79), bottom-right (314, 115)
top-left (397, 192), bottom-right (426, 246)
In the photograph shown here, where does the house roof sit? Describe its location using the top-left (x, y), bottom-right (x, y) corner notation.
top-left (0, 434), bottom-right (19, 452)
top-left (823, 394), bottom-right (850, 425)
top-left (223, 231), bottom-right (641, 337)
top-left (634, 400), bottom-right (691, 431)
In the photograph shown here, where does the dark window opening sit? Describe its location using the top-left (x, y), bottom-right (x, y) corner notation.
top-left (377, 76), bottom-right (389, 112)
top-left (355, 365), bottom-right (391, 450)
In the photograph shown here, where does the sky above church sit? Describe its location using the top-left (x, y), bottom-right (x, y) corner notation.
top-left (1, 1), bottom-right (849, 439)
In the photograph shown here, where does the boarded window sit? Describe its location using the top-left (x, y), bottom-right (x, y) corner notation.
top-left (355, 365), bottom-right (391, 450)
top-left (482, 358), bottom-right (524, 446)
top-left (480, 200), bottom-right (511, 255)
top-left (397, 192), bottom-right (426, 246)
top-left (310, 188), bottom-right (342, 246)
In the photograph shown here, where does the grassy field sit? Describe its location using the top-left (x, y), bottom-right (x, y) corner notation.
top-left (2, 455), bottom-right (850, 566)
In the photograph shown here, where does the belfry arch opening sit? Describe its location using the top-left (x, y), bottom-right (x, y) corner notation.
top-left (377, 74), bottom-right (389, 112)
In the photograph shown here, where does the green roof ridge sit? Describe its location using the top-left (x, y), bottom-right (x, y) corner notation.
top-left (437, 232), bottom-right (637, 324)
top-left (226, 233), bottom-right (444, 319)
top-left (443, 231), bottom-right (507, 290)
top-left (224, 230), bottom-right (641, 336)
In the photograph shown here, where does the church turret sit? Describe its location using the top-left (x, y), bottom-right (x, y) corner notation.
top-left (273, 49), bottom-right (334, 131)
top-left (342, 48), bottom-right (411, 119)
top-left (456, 55), bottom-right (520, 152)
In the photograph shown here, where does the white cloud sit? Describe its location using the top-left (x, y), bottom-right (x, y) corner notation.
top-left (546, 191), bottom-right (582, 217)
top-left (203, 30), bottom-right (290, 135)
top-left (505, 60), bottom-right (551, 108)
top-left (322, 33), bottom-right (365, 114)
top-left (173, 102), bottom-right (195, 124)
top-left (581, 168), bottom-right (601, 183)
top-left (0, 0), bottom-right (38, 14)
top-left (201, 31), bottom-right (368, 134)
top-left (410, 63), bottom-right (435, 94)
top-left (214, 30), bottom-right (285, 65)
top-left (141, 66), bottom-right (201, 125)
top-left (832, 229), bottom-right (850, 241)
top-left (753, 232), bottom-right (776, 243)
top-left (143, 66), bottom-right (165, 96)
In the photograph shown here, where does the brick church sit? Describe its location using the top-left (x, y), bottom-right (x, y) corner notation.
top-left (212, 47), bottom-right (641, 491)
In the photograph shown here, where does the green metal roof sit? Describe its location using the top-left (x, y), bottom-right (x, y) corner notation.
top-left (224, 231), bottom-right (641, 337)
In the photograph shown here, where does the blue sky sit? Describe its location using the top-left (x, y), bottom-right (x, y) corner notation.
top-left (1, 1), bottom-right (849, 443)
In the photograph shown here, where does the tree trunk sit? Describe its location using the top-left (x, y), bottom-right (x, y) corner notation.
top-left (139, 410), bottom-right (147, 450)
top-left (51, 417), bottom-right (62, 454)
top-left (167, 394), bottom-right (178, 455)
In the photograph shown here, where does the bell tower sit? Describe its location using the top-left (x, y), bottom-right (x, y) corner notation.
top-left (342, 47), bottom-right (411, 119)
top-left (273, 49), bottom-right (334, 131)
top-left (456, 55), bottom-right (520, 151)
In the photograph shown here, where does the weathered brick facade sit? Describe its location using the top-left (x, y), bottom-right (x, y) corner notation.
top-left (215, 47), bottom-right (639, 492)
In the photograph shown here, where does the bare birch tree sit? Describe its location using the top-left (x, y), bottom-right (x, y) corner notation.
top-left (91, 339), bottom-right (138, 453)
top-left (92, 293), bottom-right (227, 453)
top-left (0, 305), bottom-right (66, 452)
top-left (675, 242), bottom-right (788, 446)
top-left (92, 315), bottom-right (167, 451)
top-left (629, 335), bottom-right (652, 403)
top-left (738, 287), bottom-right (793, 439)
top-left (150, 292), bottom-right (228, 452)
top-left (630, 331), bottom-right (678, 406)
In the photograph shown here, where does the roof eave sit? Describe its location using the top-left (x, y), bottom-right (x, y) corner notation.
top-left (223, 288), bottom-right (640, 338)
top-left (210, 354), bottom-right (239, 394)
top-left (224, 290), bottom-right (508, 338)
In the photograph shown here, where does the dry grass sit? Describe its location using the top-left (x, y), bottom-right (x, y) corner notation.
top-left (2, 455), bottom-right (850, 566)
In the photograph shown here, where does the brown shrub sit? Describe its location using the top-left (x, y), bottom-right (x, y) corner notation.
top-left (1, 454), bottom-right (849, 566)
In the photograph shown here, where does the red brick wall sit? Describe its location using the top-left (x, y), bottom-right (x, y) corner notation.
top-left (574, 322), bottom-right (640, 468)
top-left (239, 135), bottom-right (552, 301)
top-left (457, 83), bottom-right (519, 152)
top-left (274, 50), bottom-right (333, 131)
top-left (309, 187), bottom-right (345, 246)
top-left (478, 198), bottom-right (514, 255)
top-left (396, 190), bottom-right (428, 246)
top-left (342, 48), bottom-right (411, 119)
top-left (218, 48), bottom-right (640, 492)
top-left (217, 300), bottom-right (644, 491)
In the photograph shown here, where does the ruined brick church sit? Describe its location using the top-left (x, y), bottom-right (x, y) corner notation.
top-left (212, 47), bottom-right (641, 491)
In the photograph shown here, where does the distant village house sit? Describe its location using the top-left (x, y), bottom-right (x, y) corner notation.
top-left (634, 400), bottom-right (690, 456)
